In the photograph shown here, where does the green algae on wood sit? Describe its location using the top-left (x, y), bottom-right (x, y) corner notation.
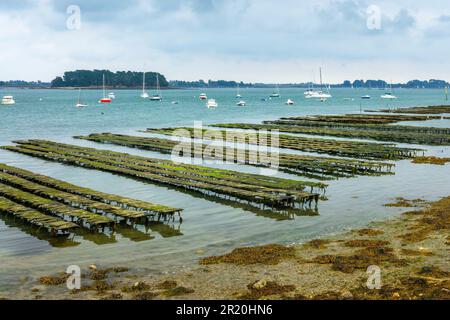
top-left (2, 141), bottom-right (323, 211)
top-left (0, 183), bottom-right (113, 228)
top-left (0, 196), bottom-right (78, 234)
top-left (366, 105), bottom-right (450, 115)
top-left (211, 122), bottom-right (450, 146)
top-left (265, 114), bottom-right (450, 136)
top-left (146, 127), bottom-right (419, 160)
top-left (76, 133), bottom-right (395, 180)
top-left (278, 114), bottom-right (445, 124)
top-left (0, 163), bottom-right (180, 216)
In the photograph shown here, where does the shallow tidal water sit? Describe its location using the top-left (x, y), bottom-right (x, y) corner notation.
top-left (0, 87), bottom-right (449, 294)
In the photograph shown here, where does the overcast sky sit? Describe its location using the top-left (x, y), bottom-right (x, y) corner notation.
top-left (1, 0), bottom-right (450, 83)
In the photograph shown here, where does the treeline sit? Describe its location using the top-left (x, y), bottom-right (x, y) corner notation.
top-left (0, 80), bottom-right (50, 88)
top-left (170, 79), bottom-right (449, 89)
top-left (340, 79), bottom-right (449, 89)
top-left (50, 70), bottom-right (169, 88)
top-left (170, 80), bottom-right (250, 88)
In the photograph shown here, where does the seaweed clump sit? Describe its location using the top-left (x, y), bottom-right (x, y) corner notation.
top-left (162, 286), bottom-right (195, 297)
top-left (399, 196), bottom-right (450, 243)
top-left (133, 291), bottom-right (158, 300)
top-left (303, 239), bottom-right (330, 249)
top-left (156, 280), bottom-right (178, 290)
top-left (200, 244), bottom-right (295, 265)
top-left (239, 281), bottom-right (295, 300)
top-left (344, 239), bottom-right (390, 248)
top-left (39, 273), bottom-right (69, 286)
top-left (357, 228), bottom-right (384, 236)
top-left (385, 197), bottom-right (429, 208)
top-left (412, 156), bottom-right (450, 165)
top-left (313, 245), bottom-right (406, 274)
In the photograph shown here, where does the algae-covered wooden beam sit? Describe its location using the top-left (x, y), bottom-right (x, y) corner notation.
top-left (0, 163), bottom-right (181, 216)
top-left (210, 123), bottom-right (450, 146)
top-left (0, 183), bottom-right (113, 228)
top-left (0, 196), bottom-right (78, 233)
top-left (145, 127), bottom-right (420, 160)
top-left (2, 141), bottom-right (324, 211)
top-left (75, 133), bottom-right (394, 180)
top-left (279, 114), bottom-right (444, 124)
top-left (0, 171), bottom-right (146, 220)
top-left (365, 105), bottom-right (450, 115)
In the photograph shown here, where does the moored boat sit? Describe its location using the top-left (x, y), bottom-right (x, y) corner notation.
top-left (1, 95), bottom-right (15, 105)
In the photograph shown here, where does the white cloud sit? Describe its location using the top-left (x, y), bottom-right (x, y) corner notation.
top-left (0, 0), bottom-right (449, 82)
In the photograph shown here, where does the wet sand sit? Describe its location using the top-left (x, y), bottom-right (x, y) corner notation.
top-left (2, 196), bottom-right (449, 300)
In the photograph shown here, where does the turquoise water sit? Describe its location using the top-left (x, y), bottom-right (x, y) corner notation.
top-left (1, 87), bottom-right (450, 294)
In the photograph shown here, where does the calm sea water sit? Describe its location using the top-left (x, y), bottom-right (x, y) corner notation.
top-left (1, 87), bottom-right (449, 293)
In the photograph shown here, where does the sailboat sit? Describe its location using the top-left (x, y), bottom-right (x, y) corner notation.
top-left (99, 74), bottom-right (112, 103)
top-left (141, 72), bottom-right (149, 99)
top-left (150, 74), bottom-right (162, 101)
top-left (381, 81), bottom-right (397, 99)
top-left (285, 99), bottom-right (295, 105)
top-left (314, 68), bottom-right (332, 101)
top-left (270, 84), bottom-right (280, 98)
top-left (76, 88), bottom-right (87, 108)
top-left (236, 83), bottom-right (242, 98)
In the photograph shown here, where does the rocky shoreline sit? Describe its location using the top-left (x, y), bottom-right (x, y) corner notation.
top-left (2, 196), bottom-right (449, 300)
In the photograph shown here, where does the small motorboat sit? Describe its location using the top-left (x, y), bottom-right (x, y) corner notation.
top-left (361, 95), bottom-right (371, 99)
top-left (108, 92), bottom-right (115, 99)
top-left (172, 101), bottom-right (179, 105)
top-left (206, 99), bottom-right (218, 108)
top-left (1, 95), bottom-right (15, 105)
top-left (381, 93), bottom-right (397, 100)
top-left (199, 93), bottom-right (207, 100)
top-left (285, 99), bottom-right (294, 105)
top-left (236, 100), bottom-right (246, 106)
top-left (150, 95), bottom-right (162, 101)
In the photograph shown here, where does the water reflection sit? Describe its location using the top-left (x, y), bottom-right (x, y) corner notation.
top-left (0, 213), bottom-right (80, 248)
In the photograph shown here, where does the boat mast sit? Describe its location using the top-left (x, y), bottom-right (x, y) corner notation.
top-left (156, 74), bottom-right (161, 97)
top-left (102, 74), bottom-right (106, 98)
top-left (319, 67), bottom-right (323, 91)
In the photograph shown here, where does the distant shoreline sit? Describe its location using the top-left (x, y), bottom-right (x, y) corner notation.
top-left (0, 86), bottom-right (448, 90)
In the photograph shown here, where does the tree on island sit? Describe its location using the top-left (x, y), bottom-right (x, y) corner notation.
top-left (50, 70), bottom-right (169, 88)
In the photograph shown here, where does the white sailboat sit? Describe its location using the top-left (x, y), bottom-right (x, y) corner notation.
top-left (270, 84), bottom-right (280, 98)
top-left (76, 88), bottom-right (87, 108)
top-left (313, 68), bottom-right (332, 101)
top-left (99, 74), bottom-right (112, 103)
top-left (150, 74), bottom-right (162, 101)
top-left (141, 71), bottom-right (149, 99)
top-left (236, 83), bottom-right (242, 98)
top-left (381, 82), bottom-right (397, 99)
top-left (285, 99), bottom-right (294, 105)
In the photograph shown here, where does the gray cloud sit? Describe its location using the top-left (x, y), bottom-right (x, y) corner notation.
top-left (0, 0), bottom-right (449, 82)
